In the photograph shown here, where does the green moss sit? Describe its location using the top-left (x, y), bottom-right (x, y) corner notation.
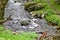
top-left (0, 30), bottom-right (37, 40)
top-left (0, 25), bottom-right (37, 40)
top-left (45, 14), bottom-right (60, 26)
top-left (25, 2), bottom-right (37, 10)
top-left (25, 2), bottom-right (47, 12)
top-left (33, 0), bottom-right (45, 3)
top-left (0, 25), bottom-right (5, 31)
top-left (32, 10), bottom-right (44, 14)
top-left (50, 0), bottom-right (60, 13)
top-left (0, 0), bottom-right (8, 19)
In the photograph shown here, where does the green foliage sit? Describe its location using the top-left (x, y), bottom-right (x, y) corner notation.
top-left (33, 0), bottom-right (45, 3)
top-left (0, 25), bottom-right (37, 40)
top-left (0, 25), bottom-right (5, 31)
top-left (45, 14), bottom-right (60, 26)
top-left (32, 10), bottom-right (44, 15)
top-left (0, 30), bottom-right (37, 40)
top-left (31, 5), bottom-right (55, 18)
top-left (58, 19), bottom-right (60, 26)
top-left (50, 0), bottom-right (60, 12)
top-left (0, 27), bottom-right (5, 31)
top-left (33, 0), bottom-right (40, 2)
top-left (45, 10), bottom-right (55, 16)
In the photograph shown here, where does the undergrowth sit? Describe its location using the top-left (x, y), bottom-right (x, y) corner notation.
top-left (0, 25), bottom-right (37, 40)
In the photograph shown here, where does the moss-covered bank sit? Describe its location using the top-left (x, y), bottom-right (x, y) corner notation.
top-left (0, 0), bottom-right (8, 20)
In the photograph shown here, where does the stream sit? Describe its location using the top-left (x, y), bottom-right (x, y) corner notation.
top-left (4, 0), bottom-right (57, 35)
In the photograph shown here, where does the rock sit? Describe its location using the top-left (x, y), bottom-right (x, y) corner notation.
top-left (33, 14), bottom-right (44, 19)
top-left (4, 0), bottom-right (41, 32)
top-left (21, 20), bottom-right (30, 26)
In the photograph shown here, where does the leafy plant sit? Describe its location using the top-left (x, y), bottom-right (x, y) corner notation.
top-left (45, 14), bottom-right (60, 26)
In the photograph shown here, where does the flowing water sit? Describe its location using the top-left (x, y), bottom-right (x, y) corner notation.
top-left (4, 0), bottom-right (57, 35)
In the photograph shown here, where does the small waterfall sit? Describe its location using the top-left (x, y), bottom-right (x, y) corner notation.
top-left (4, 0), bottom-right (57, 35)
top-left (4, 0), bottom-right (40, 32)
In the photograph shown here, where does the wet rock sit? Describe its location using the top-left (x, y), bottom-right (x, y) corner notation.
top-left (21, 20), bottom-right (29, 26)
top-left (4, 0), bottom-right (41, 32)
top-left (34, 14), bottom-right (41, 18)
top-left (34, 14), bottom-right (44, 19)
top-left (33, 19), bottom-right (57, 35)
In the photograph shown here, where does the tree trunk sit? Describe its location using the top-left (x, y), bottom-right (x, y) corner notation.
top-left (0, 0), bottom-right (8, 20)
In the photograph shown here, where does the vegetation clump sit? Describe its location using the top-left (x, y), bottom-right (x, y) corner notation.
top-left (0, 29), bottom-right (37, 40)
top-left (45, 11), bottom-right (60, 26)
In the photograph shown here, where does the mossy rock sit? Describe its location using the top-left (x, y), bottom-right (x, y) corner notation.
top-left (0, 20), bottom-right (6, 24)
top-left (0, 0), bottom-right (8, 19)
top-left (31, 10), bottom-right (44, 14)
top-left (21, 20), bottom-right (30, 26)
top-left (25, 2), bottom-right (47, 12)
top-left (31, 10), bottom-right (45, 19)
top-left (25, 2), bottom-right (37, 10)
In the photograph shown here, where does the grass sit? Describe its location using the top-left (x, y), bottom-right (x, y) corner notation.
top-left (0, 25), bottom-right (5, 31)
top-left (50, 0), bottom-right (60, 12)
top-left (0, 31), bottom-right (37, 40)
top-left (0, 25), bottom-right (37, 40)
top-left (43, 0), bottom-right (60, 15)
